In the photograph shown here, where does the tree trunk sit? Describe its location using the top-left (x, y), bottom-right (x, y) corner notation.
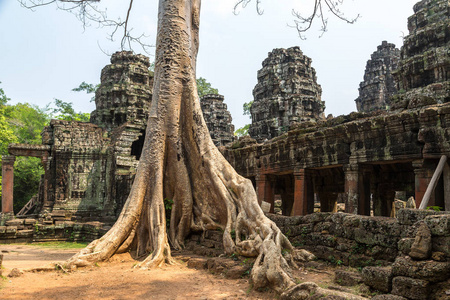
top-left (67, 0), bottom-right (296, 292)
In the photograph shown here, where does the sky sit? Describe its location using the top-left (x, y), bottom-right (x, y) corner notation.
top-left (0, 0), bottom-right (419, 130)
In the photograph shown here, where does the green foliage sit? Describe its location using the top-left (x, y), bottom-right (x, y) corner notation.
top-left (243, 101), bottom-right (253, 116)
top-left (51, 99), bottom-right (90, 122)
top-left (426, 206), bottom-right (443, 212)
top-left (72, 81), bottom-right (99, 102)
top-left (235, 124), bottom-right (250, 137)
top-left (13, 157), bottom-right (44, 213)
top-left (196, 77), bottom-right (219, 98)
top-left (31, 241), bottom-right (89, 249)
top-left (0, 82), bottom-right (10, 106)
top-left (164, 198), bottom-right (174, 230)
top-left (4, 102), bottom-right (50, 144)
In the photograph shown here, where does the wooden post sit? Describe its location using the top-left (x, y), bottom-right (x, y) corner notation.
top-left (419, 156), bottom-right (447, 209)
top-left (444, 162), bottom-right (450, 211)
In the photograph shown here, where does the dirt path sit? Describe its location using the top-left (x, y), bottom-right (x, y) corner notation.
top-left (0, 244), bottom-right (280, 299)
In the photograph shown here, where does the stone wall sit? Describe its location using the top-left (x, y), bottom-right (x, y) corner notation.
top-left (392, 0), bottom-right (449, 109)
top-left (0, 217), bottom-right (108, 244)
top-left (200, 94), bottom-right (235, 146)
top-left (249, 47), bottom-right (325, 142)
top-left (355, 41), bottom-right (400, 112)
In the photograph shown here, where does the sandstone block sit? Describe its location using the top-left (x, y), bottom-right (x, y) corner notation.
top-left (0, 226), bottom-right (6, 234)
top-left (24, 219), bottom-right (37, 225)
top-left (392, 256), bottom-right (450, 283)
top-left (334, 270), bottom-right (363, 286)
top-left (361, 266), bottom-right (393, 292)
top-left (391, 276), bottom-right (429, 300)
top-left (5, 219), bottom-right (24, 226)
top-left (6, 226), bottom-right (17, 234)
top-left (186, 258), bottom-right (207, 270)
top-left (225, 265), bottom-right (248, 279)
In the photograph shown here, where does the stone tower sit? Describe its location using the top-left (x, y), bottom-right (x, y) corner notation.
top-left (392, 0), bottom-right (449, 109)
top-left (249, 47), bottom-right (324, 142)
top-left (200, 94), bottom-right (235, 146)
top-left (90, 51), bottom-right (153, 131)
top-left (355, 41), bottom-right (400, 112)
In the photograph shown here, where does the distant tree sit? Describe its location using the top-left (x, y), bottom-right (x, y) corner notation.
top-left (196, 77), bottom-right (219, 98)
top-left (13, 157), bottom-right (43, 213)
top-left (243, 101), bottom-right (253, 116)
top-left (72, 81), bottom-right (99, 102)
top-left (51, 99), bottom-right (90, 122)
top-left (234, 124), bottom-right (250, 137)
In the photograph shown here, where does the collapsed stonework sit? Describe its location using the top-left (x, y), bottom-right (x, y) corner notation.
top-left (200, 94), bottom-right (235, 146)
top-left (249, 47), bottom-right (325, 142)
top-left (355, 41), bottom-right (400, 112)
top-left (392, 0), bottom-right (449, 109)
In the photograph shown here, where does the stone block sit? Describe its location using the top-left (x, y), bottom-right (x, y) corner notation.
top-left (24, 219), bottom-right (37, 225)
top-left (225, 265), bottom-right (248, 279)
top-left (397, 209), bottom-right (450, 225)
top-left (16, 230), bottom-right (34, 237)
top-left (391, 276), bottom-right (429, 300)
top-left (5, 219), bottom-right (24, 226)
top-left (362, 266), bottom-right (393, 292)
top-left (425, 214), bottom-right (450, 236)
top-left (186, 258), bottom-right (207, 270)
top-left (432, 236), bottom-right (450, 256)
top-left (0, 226), bottom-right (5, 234)
top-left (334, 270), bottom-right (363, 286)
top-left (409, 222), bottom-right (432, 260)
top-left (6, 226), bottom-right (17, 234)
top-left (372, 295), bottom-right (408, 300)
top-left (392, 256), bottom-right (450, 283)
top-left (398, 238), bottom-right (414, 255)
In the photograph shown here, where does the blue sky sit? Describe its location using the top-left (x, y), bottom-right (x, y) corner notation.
top-left (0, 0), bottom-right (418, 129)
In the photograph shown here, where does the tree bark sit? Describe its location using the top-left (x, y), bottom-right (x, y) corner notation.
top-left (67, 0), bottom-right (296, 292)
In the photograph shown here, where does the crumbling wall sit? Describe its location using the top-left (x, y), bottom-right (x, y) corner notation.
top-left (200, 94), bottom-right (235, 146)
top-left (249, 47), bottom-right (325, 142)
top-left (355, 41), bottom-right (400, 112)
top-left (392, 0), bottom-right (450, 109)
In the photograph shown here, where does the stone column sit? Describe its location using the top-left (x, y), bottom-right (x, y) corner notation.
top-left (344, 164), bottom-right (359, 214)
top-left (255, 174), bottom-right (275, 213)
top-left (292, 169), bottom-right (313, 216)
top-left (41, 156), bottom-right (50, 211)
top-left (413, 160), bottom-right (435, 208)
top-left (2, 155), bottom-right (15, 214)
top-left (358, 168), bottom-right (371, 216)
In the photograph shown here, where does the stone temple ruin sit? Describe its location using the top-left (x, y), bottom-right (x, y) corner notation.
top-left (249, 46), bottom-right (325, 142)
top-left (355, 41), bottom-right (400, 112)
top-left (1, 0), bottom-right (449, 298)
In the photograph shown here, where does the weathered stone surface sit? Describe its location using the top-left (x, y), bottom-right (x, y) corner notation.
top-left (371, 295), bottom-right (408, 300)
top-left (8, 268), bottom-right (23, 278)
top-left (186, 258), bottom-right (207, 270)
top-left (249, 47), bottom-right (324, 142)
top-left (355, 41), bottom-right (400, 112)
top-left (5, 219), bottom-right (24, 226)
top-left (392, 256), bottom-right (450, 283)
top-left (200, 94), bottom-right (235, 146)
top-left (280, 282), bottom-right (366, 300)
top-left (425, 214), bottom-right (450, 236)
top-left (409, 222), bottom-right (432, 260)
top-left (334, 270), bottom-right (363, 286)
top-left (398, 238), bottom-right (415, 255)
top-left (392, 0), bottom-right (450, 109)
top-left (361, 266), bottom-right (393, 293)
top-left (391, 276), bottom-right (430, 300)
top-left (397, 209), bottom-right (450, 226)
top-left (225, 265), bottom-right (248, 279)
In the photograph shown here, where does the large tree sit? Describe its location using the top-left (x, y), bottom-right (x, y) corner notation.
top-left (19, 0), bottom-right (354, 292)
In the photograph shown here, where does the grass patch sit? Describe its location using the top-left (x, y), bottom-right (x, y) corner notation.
top-left (30, 241), bottom-right (89, 249)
